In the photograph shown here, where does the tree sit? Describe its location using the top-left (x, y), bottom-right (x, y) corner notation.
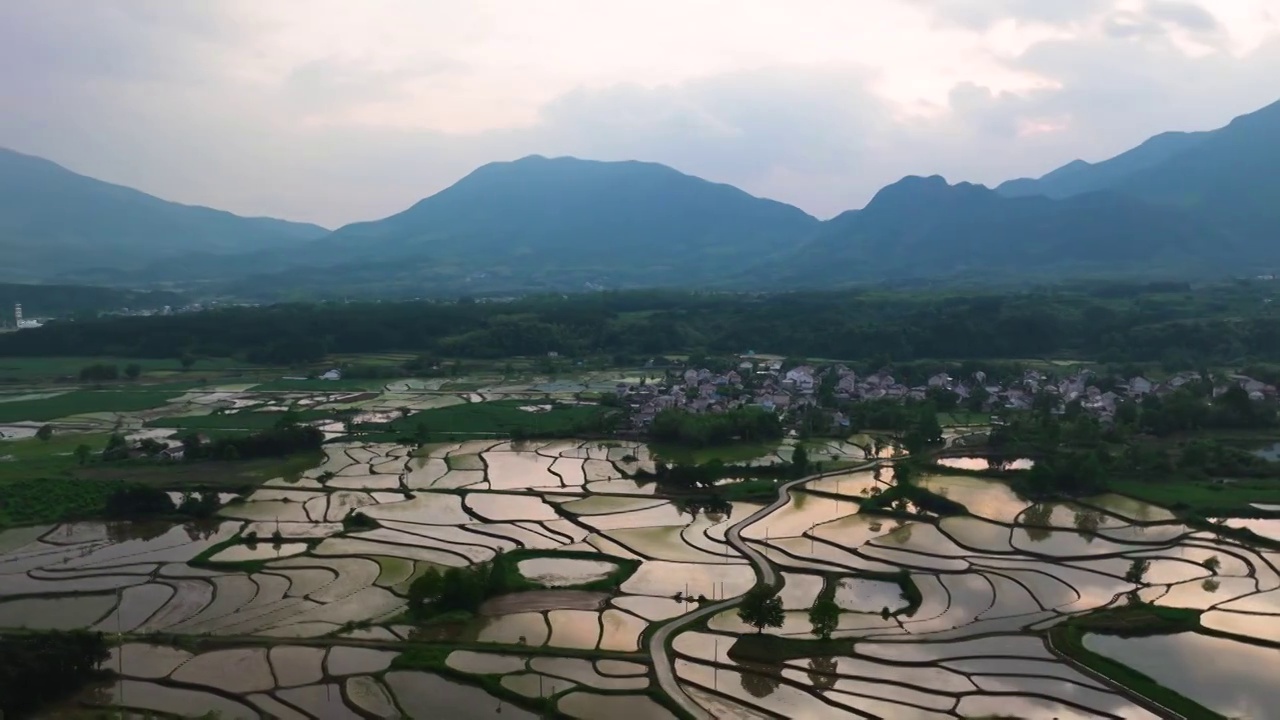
top-left (36, 424), bottom-right (54, 442)
top-left (101, 433), bottom-right (130, 461)
top-left (1124, 558), bottom-right (1150, 585)
top-left (791, 445), bottom-right (810, 477)
top-left (78, 363), bottom-right (119, 382)
top-left (0, 630), bottom-right (110, 718)
top-left (73, 443), bottom-right (91, 465)
top-left (179, 353), bottom-right (196, 371)
top-left (808, 596), bottom-right (840, 641)
top-left (124, 363), bottom-right (142, 380)
top-left (737, 586), bottom-right (784, 634)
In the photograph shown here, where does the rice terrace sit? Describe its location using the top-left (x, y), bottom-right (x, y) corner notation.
top-left (3, 358), bottom-right (1280, 720)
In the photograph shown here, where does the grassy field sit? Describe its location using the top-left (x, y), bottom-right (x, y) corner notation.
top-left (0, 356), bottom-right (247, 382)
top-left (0, 432), bottom-right (111, 483)
top-left (0, 432), bottom-right (321, 528)
top-left (0, 433), bottom-right (116, 528)
top-left (73, 451), bottom-right (323, 488)
top-left (388, 399), bottom-right (611, 439)
top-left (1111, 478), bottom-right (1280, 514)
top-left (147, 409), bottom-right (339, 431)
top-left (250, 378), bottom-right (390, 391)
top-left (0, 389), bottom-right (183, 423)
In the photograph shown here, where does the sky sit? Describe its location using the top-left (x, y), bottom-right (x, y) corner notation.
top-left (1, 0), bottom-right (1278, 228)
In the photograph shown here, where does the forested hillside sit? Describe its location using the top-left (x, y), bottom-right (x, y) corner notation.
top-left (5, 282), bottom-right (1280, 367)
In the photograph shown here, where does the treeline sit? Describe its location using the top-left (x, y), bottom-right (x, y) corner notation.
top-left (0, 630), bottom-right (109, 717)
top-left (6, 282), bottom-right (1280, 365)
top-left (649, 407), bottom-right (782, 447)
top-left (985, 383), bottom-right (1280, 498)
top-left (179, 424), bottom-right (323, 461)
top-left (105, 486), bottom-right (224, 519)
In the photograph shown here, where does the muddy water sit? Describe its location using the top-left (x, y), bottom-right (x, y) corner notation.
top-left (346, 676), bottom-right (399, 718)
top-left (171, 647), bottom-right (274, 693)
top-left (936, 457), bottom-right (1034, 471)
top-left (916, 475), bottom-right (1028, 523)
top-left (1082, 493), bottom-right (1176, 523)
top-left (833, 578), bottom-right (907, 612)
top-left (742, 491), bottom-right (857, 540)
top-left (1084, 632), bottom-right (1280, 719)
top-left (465, 492), bottom-right (560, 521)
top-left (84, 679), bottom-right (259, 719)
top-left (210, 542), bottom-right (308, 562)
top-left (503, 672), bottom-right (578, 698)
top-left (386, 671), bottom-right (539, 719)
top-left (0, 593), bottom-right (117, 629)
top-left (517, 557), bottom-right (618, 587)
top-left (484, 451), bottom-right (562, 490)
top-left (93, 583), bottom-right (174, 632)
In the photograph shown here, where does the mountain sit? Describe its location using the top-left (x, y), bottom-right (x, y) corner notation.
top-left (305, 155), bottom-right (820, 290)
top-left (0, 148), bottom-right (329, 281)
top-left (768, 175), bottom-right (1232, 285)
top-left (996, 131), bottom-right (1211, 199)
top-left (996, 98), bottom-right (1280, 252)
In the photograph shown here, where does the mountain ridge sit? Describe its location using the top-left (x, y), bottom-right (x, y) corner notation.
top-left (0, 147), bottom-right (329, 281)
top-left (7, 93), bottom-right (1280, 294)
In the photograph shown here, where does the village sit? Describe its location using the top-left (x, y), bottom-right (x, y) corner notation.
top-left (617, 357), bottom-right (1280, 430)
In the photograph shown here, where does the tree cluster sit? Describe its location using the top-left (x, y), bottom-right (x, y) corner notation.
top-left (650, 407), bottom-right (782, 447)
top-left (408, 558), bottom-right (512, 617)
top-left (180, 424), bottom-right (323, 461)
top-left (0, 630), bottom-right (110, 717)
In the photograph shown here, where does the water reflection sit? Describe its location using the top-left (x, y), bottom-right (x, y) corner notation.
top-left (739, 662), bottom-right (781, 699)
top-left (806, 657), bottom-right (837, 691)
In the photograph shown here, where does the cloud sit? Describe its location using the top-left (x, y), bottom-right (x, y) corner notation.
top-left (1146, 1), bottom-right (1221, 33)
top-left (0, 0), bottom-right (1278, 228)
top-left (908, 0), bottom-right (1115, 28)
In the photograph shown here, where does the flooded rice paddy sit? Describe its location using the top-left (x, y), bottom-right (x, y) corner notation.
top-left (5, 426), bottom-right (1280, 718)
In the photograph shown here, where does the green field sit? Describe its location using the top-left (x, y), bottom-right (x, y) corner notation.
top-left (1111, 478), bottom-right (1280, 514)
top-left (147, 409), bottom-right (339, 431)
top-left (389, 399), bottom-right (612, 439)
top-left (0, 356), bottom-right (247, 382)
top-left (0, 432), bottom-right (110, 482)
top-left (250, 378), bottom-right (389, 391)
top-left (0, 431), bottom-right (322, 528)
top-left (0, 433), bottom-right (113, 527)
top-left (0, 390), bottom-right (184, 423)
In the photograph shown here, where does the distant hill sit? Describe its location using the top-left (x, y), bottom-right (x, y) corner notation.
top-left (996, 98), bottom-right (1280, 256)
top-left (766, 175), bottom-right (1232, 285)
top-left (0, 148), bottom-right (329, 281)
top-left (307, 155), bottom-right (820, 289)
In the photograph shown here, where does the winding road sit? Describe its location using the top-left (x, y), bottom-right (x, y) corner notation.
top-left (646, 466), bottom-right (864, 719)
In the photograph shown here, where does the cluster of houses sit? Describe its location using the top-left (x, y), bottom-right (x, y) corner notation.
top-left (616, 358), bottom-right (1279, 429)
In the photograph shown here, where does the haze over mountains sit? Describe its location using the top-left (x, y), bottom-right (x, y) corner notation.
top-left (2, 96), bottom-right (1277, 296)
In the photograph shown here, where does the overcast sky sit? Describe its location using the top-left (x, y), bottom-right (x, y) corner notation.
top-left (2, 0), bottom-right (1278, 228)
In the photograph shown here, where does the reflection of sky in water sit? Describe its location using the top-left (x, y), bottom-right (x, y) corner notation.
top-left (1085, 632), bottom-right (1280, 719)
